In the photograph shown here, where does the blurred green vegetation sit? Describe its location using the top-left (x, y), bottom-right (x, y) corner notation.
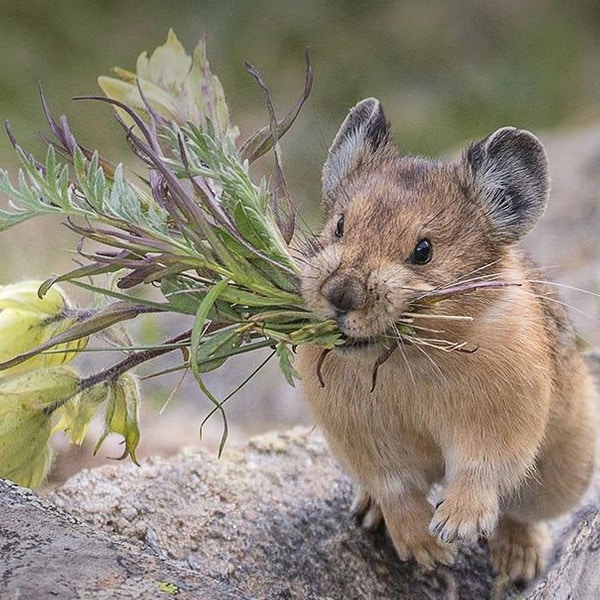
top-left (2, 0), bottom-right (600, 453)
top-left (1, 0), bottom-right (600, 278)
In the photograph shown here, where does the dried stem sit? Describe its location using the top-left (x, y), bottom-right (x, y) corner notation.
top-left (78, 329), bottom-right (192, 392)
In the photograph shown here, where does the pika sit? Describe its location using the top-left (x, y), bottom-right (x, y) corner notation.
top-left (296, 98), bottom-right (597, 583)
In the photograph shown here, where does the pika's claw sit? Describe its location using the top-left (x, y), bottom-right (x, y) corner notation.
top-left (388, 521), bottom-right (457, 570)
top-left (378, 493), bottom-right (458, 571)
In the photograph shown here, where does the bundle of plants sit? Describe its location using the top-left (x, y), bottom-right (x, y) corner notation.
top-left (0, 31), bottom-right (341, 485)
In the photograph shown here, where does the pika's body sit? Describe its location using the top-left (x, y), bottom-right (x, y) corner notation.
top-left (297, 99), bottom-right (597, 582)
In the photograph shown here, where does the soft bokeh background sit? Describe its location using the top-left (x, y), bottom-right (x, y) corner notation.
top-left (1, 0), bottom-right (600, 479)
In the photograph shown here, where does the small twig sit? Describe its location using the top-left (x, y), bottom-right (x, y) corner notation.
top-left (316, 347), bottom-right (332, 387)
top-left (370, 344), bottom-right (396, 392)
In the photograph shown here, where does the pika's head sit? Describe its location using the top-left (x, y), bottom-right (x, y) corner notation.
top-left (301, 98), bottom-right (549, 346)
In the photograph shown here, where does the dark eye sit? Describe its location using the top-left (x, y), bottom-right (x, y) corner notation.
top-left (334, 214), bottom-right (345, 238)
top-left (410, 238), bottom-right (432, 264)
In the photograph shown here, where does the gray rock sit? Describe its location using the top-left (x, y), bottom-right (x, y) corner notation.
top-left (528, 510), bottom-right (600, 600)
top-left (48, 429), bottom-right (498, 599)
top-left (2, 424), bottom-right (600, 599)
top-left (0, 480), bottom-right (249, 599)
top-left (45, 426), bottom-right (600, 600)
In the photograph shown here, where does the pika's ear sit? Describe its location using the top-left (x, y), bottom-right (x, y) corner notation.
top-left (322, 98), bottom-right (391, 205)
top-left (466, 127), bottom-right (549, 242)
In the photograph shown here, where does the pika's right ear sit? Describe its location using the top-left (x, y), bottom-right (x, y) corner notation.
top-left (466, 127), bottom-right (549, 242)
top-left (322, 98), bottom-right (390, 206)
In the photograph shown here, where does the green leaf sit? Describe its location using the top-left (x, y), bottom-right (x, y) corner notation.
top-left (167, 276), bottom-right (247, 324)
top-left (195, 328), bottom-right (242, 373)
top-left (276, 342), bottom-right (300, 386)
top-left (189, 278), bottom-right (231, 455)
top-left (190, 278), bottom-right (231, 380)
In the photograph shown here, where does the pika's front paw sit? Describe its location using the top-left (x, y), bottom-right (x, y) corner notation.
top-left (350, 489), bottom-right (383, 531)
top-left (429, 495), bottom-right (499, 544)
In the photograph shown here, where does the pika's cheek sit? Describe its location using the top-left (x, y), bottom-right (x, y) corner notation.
top-left (378, 269), bottom-right (435, 313)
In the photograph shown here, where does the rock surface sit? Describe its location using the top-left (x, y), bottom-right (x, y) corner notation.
top-left (528, 510), bottom-right (600, 600)
top-left (1, 425), bottom-right (599, 599)
top-left (0, 479), bottom-right (247, 600)
top-left (48, 429), bottom-right (498, 599)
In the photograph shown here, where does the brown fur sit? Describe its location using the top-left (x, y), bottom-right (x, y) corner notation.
top-left (296, 99), bottom-right (597, 583)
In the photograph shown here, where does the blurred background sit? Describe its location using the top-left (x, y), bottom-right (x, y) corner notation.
top-left (1, 0), bottom-right (600, 481)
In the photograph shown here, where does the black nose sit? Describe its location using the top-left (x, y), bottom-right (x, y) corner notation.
top-left (321, 274), bottom-right (366, 313)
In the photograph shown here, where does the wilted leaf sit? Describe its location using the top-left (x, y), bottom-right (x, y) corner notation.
top-left (54, 383), bottom-right (108, 445)
top-left (94, 373), bottom-right (141, 465)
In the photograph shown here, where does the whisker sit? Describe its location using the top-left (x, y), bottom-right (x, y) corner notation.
top-left (400, 331), bottom-right (446, 379)
top-left (431, 268), bottom-right (521, 293)
top-left (393, 325), bottom-right (417, 386)
top-left (451, 259), bottom-right (504, 285)
top-left (526, 279), bottom-right (600, 300)
top-left (529, 293), bottom-right (600, 331)
top-left (399, 312), bottom-right (473, 322)
top-left (403, 335), bottom-right (477, 354)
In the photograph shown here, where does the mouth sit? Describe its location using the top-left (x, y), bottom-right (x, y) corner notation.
top-left (319, 335), bottom-right (398, 391)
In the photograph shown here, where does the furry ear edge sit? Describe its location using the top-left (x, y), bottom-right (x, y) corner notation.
top-left (322, 98), bottom-right (391, 206)
top-left (466, 127), bottom-right (550, 242)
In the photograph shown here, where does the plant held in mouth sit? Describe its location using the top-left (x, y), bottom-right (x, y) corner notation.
top-left (0, 30), bottom-right (342, 485)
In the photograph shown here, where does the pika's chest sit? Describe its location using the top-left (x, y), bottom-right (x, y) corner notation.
top-left (298, 346), bottom-right (458, 441)
top-left (297, 347), bottom-right (451, 482)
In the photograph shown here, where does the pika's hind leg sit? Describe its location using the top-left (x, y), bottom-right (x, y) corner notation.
top-left (489, 516), bottom-right (550, 584)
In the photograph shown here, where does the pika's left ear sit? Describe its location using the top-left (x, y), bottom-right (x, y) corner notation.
top-left (466, 127), bottom-right (549, 242)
